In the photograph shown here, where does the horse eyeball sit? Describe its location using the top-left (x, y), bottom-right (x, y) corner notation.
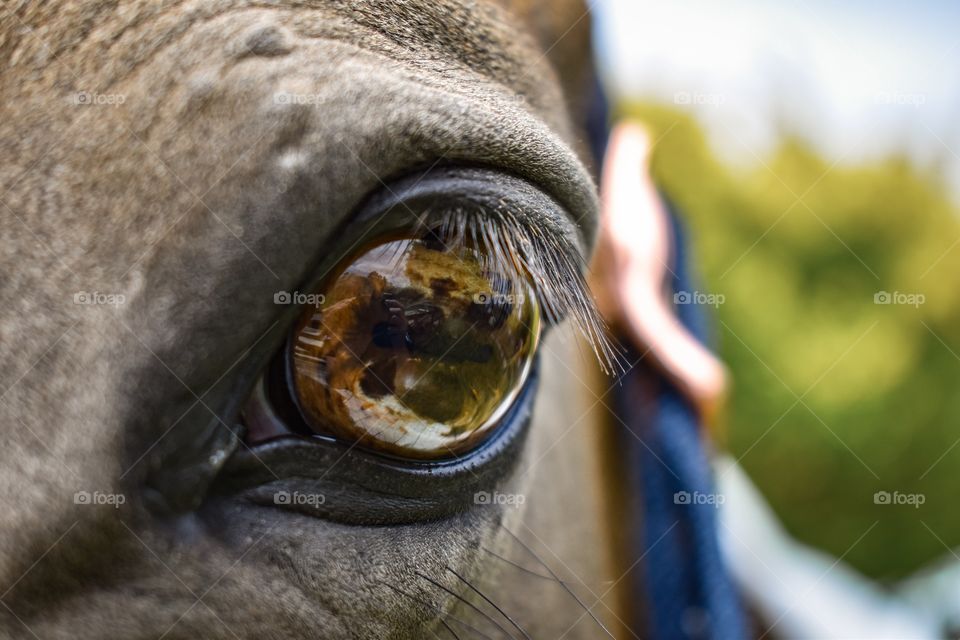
top-left (289, 234), bottom-right (540, 459)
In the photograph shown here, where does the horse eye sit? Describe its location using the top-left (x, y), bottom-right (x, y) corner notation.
top-left (286, 232), bottom-right (540, 460)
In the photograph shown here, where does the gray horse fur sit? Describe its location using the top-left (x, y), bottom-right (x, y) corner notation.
top-left (0, 2), bottom-right (630, 638)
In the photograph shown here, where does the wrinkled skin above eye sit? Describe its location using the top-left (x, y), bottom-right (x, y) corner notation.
top-left (290, 234), bottom-right (540, 459)
top-left (0, 0), bottom-right (623, 637)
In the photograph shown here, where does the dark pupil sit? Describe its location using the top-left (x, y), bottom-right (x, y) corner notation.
top-left (367, 244), bottom-right (518, 358)
top-left (372, 293), bottom-right (445, 351)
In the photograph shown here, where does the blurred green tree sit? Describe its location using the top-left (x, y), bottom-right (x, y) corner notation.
top-left (623, 103), bottom-right (960, 580)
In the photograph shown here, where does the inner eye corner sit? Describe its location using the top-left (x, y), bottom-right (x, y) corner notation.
top-left (243, 227), bottom-right (542, 464)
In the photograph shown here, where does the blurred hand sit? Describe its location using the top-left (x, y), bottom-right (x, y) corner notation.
top-left (592, 122), bottom-right (729, 426)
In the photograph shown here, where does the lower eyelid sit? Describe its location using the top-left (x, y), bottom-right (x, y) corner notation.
top-left (222, 362), bottom-right (540, 525)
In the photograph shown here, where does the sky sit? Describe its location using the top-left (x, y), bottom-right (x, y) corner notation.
top-left (593, 0), bottom-right (960, 199)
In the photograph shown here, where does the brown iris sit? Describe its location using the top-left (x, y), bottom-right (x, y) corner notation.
top-left (289, 233), bottom-right (540, 459)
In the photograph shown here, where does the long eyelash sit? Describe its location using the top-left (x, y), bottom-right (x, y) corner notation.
top-left (414, 207), bottom-right (624, 375)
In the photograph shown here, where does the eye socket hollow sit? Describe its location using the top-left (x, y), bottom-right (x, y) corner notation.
top-left (288, 231), bottom-right (540, 460)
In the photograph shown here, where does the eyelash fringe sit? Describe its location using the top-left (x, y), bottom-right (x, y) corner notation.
top-left (414, 207), bottom-right (624, 375)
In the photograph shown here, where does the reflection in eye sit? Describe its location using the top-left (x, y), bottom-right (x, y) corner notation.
top-left (290, 233), bottom-right (540, 459)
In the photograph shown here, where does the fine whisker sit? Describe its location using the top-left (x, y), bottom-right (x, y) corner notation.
top-left (500, 527), bottom-right (614, 639)
top-left (480, 546), bottom-right (615, 588)
top-left (381, 581), bottom-right (495, 640)
top-left (440, 619), bottom-right (462, 640)
top-left (445, 566), bottom-right (532, 640)
top-left (415, 571), bottom-right (516, 640)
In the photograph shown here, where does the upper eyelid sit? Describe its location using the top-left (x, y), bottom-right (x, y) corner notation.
top-left (355, 166), bottom-right (591, 257)
top-left (328, 165), bottom-right (620, 373)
